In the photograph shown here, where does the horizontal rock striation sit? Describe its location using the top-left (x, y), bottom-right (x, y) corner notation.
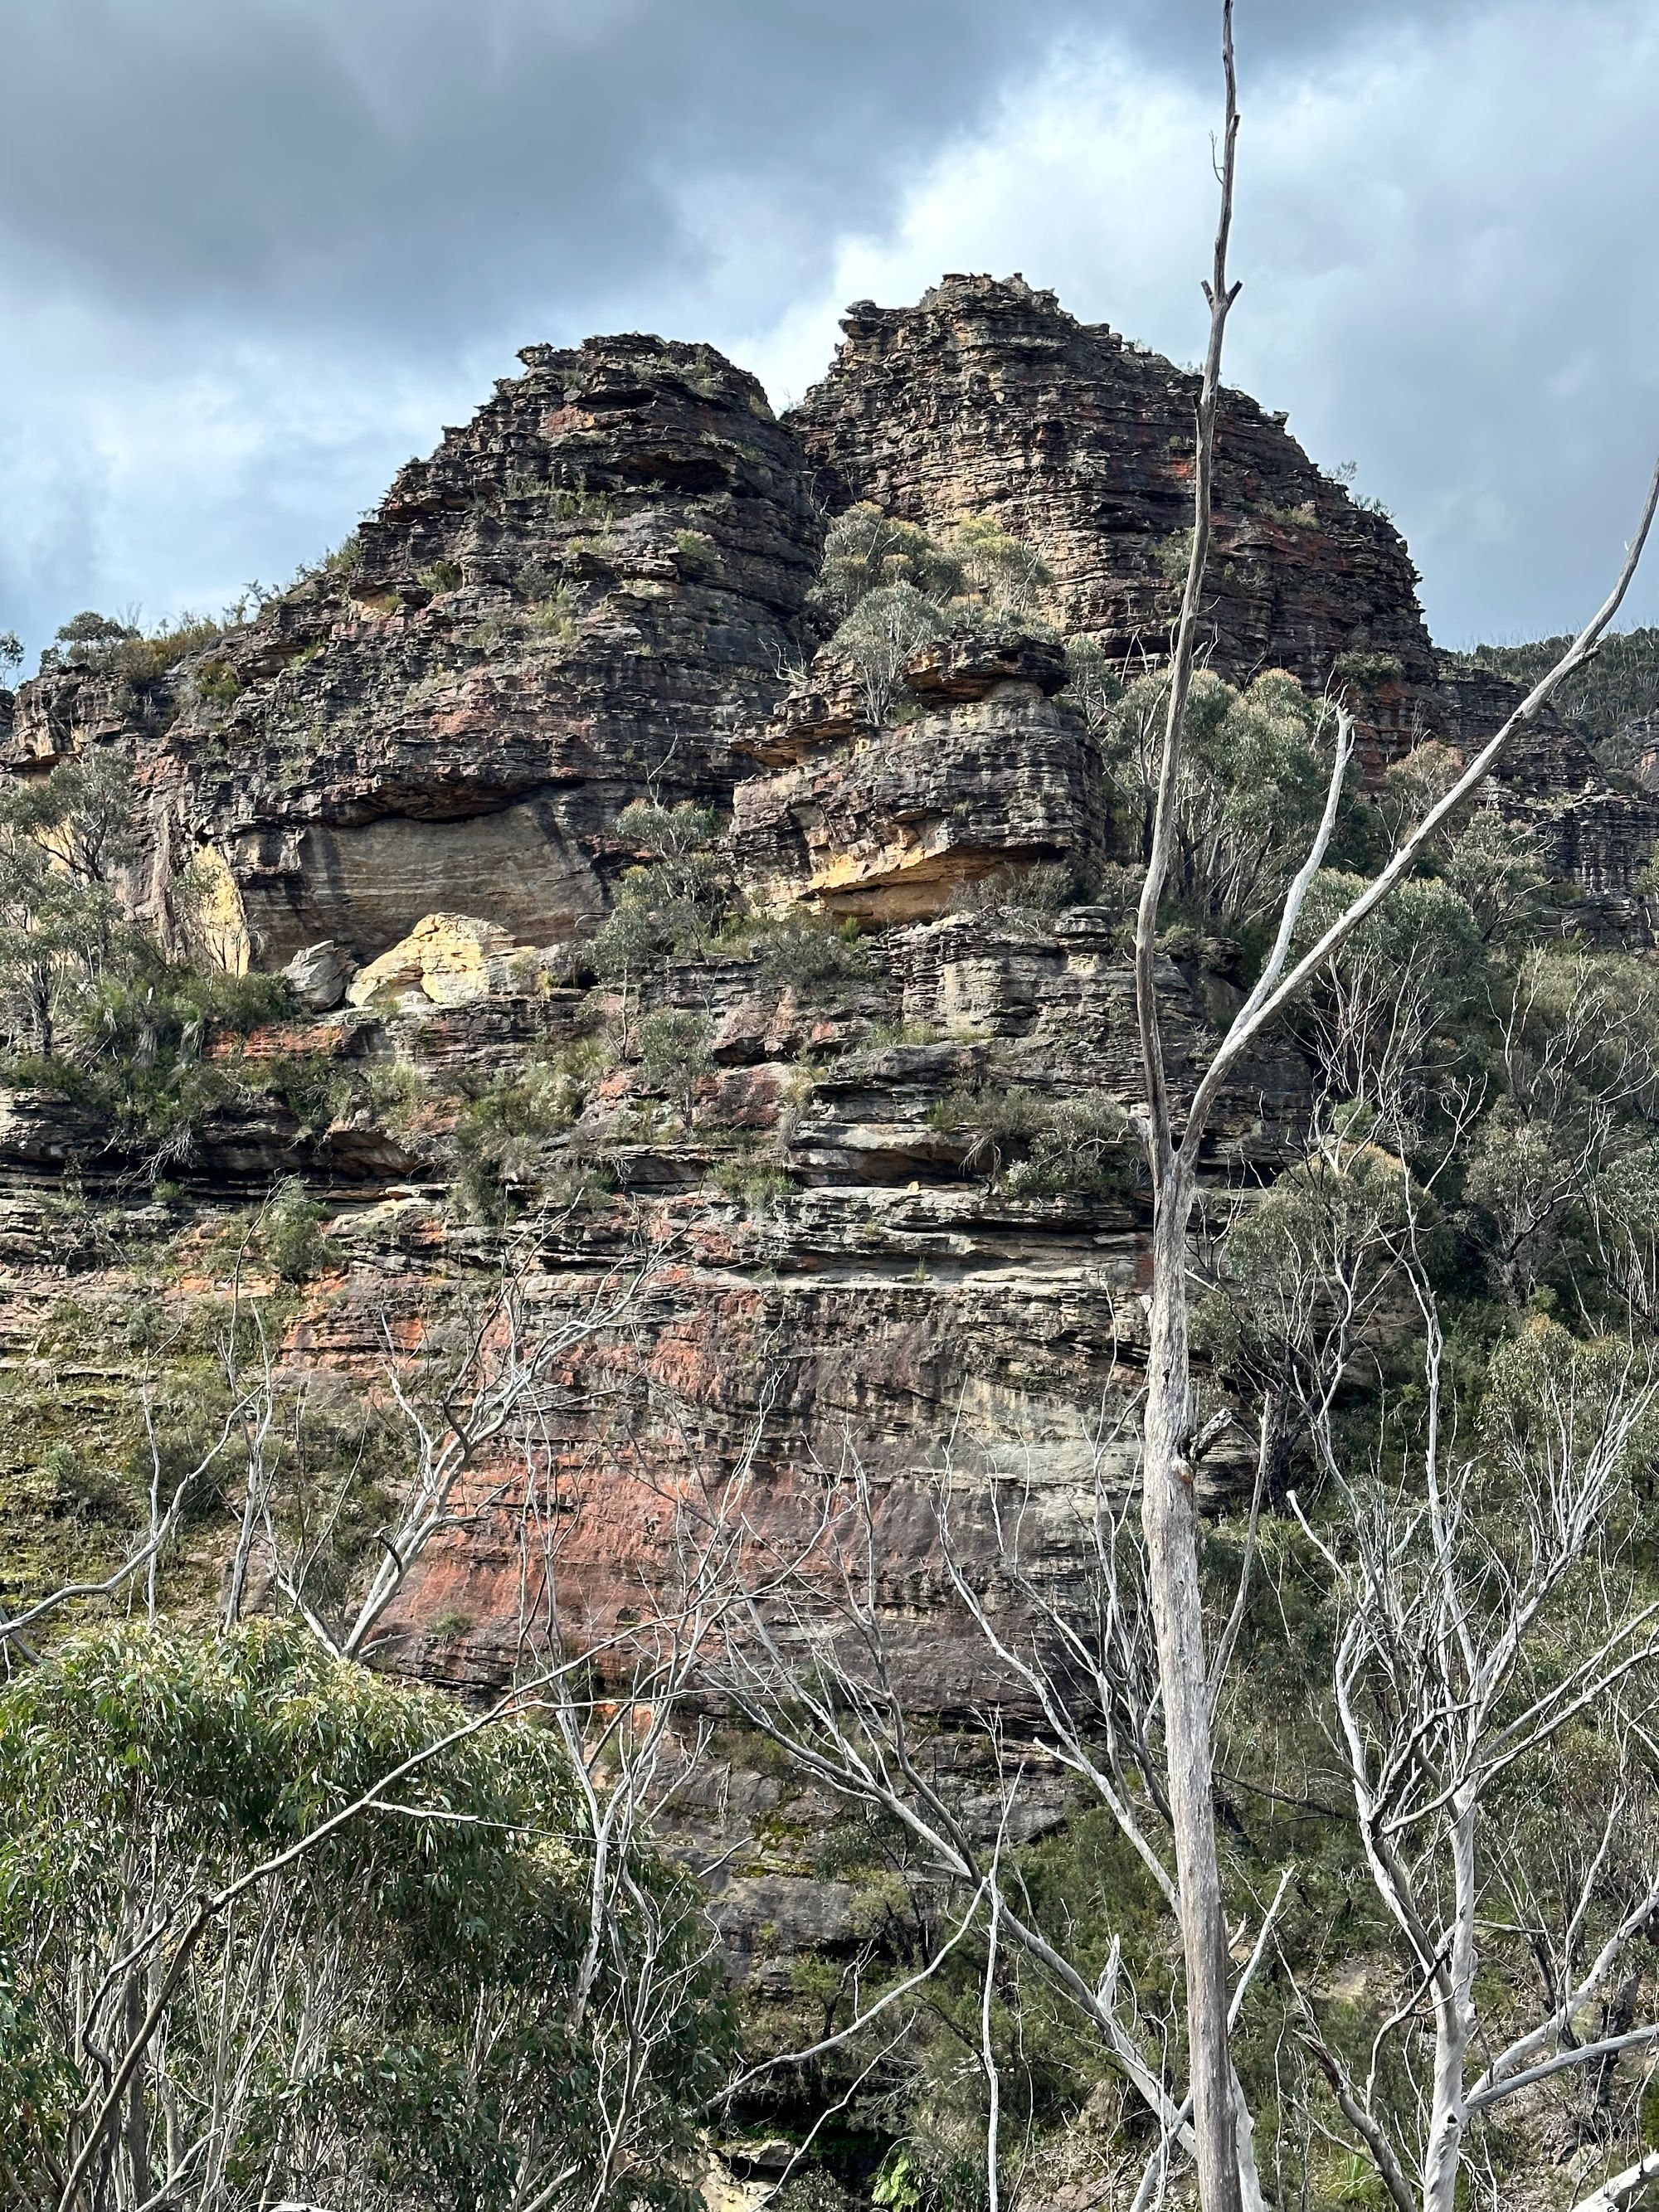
top-left (10, 335), bottom-right (821, 970)
top-left (731, 629), bottom-right (1102, 921)
top-left (789, 273), bottom-right (1615, 811)
top-left (5, 272), bottom-right (1659, 1722)
top-left (791, 274), bottom-right (1433, 695)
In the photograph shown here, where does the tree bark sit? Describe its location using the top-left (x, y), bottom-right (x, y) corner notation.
top-left (1423, 1794), bottom-right (1477, 2212)
top-left (1141, 1154), bottom-right (1243, 2212)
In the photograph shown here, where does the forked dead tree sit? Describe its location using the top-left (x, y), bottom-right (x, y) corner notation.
top-left (1134, 7), bottom-right (1659, 2204)
top-left (1287, 1258), bottom-right (1659, 2212)
top-left (709, 1433), bottom-right (1284, 2212)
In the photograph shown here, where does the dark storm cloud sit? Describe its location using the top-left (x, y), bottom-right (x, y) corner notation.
top-left (1, 0), bottom-right (1105, 335)
top-left (0, 0), bottom-right (1505, 339)
top-left (0, 0), bottom-right (1652, 659)
top-left (0, 0), bottom-right (1110, 655)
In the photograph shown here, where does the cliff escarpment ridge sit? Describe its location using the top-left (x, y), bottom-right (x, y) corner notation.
top-left (15, 268), bottom-right (1659, 2212)
top-left (0, 274), bottom-right (1655, 1760)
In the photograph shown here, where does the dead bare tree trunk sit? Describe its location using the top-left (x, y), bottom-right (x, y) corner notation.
top-left (1129, 9), bottom-right (1659, 2207)
top-left (1131, 13), bottom-right (1247, 2206)
top-left (1139, 1156), bottom-right (1244, 2212)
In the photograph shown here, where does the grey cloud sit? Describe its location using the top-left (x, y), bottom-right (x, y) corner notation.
top-left (1, 0), bottom-right (1101, 337)
top-left (0, 0), bottom-right (1651, 662)
top-left (1107, 0), bottom-right (1515, 71)
top-left (0, 0), bottom-right (1120, 658)
top-left (2, 0), bottom-right (1511, 341)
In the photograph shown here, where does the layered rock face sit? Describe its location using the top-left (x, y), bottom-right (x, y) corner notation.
top-left (357, 912), bottom-right (1306, 1707)
top-left (7, 275), bottom-right (1656, 957)
top-left (730, 630), bottom-right (1107, 921)
top-left (5, 274), bottom-right (1659, 1711)
top-left (12, 275), bottom-right (1659, 2009)
top-left (789, 273), bottom-right (1657, 858)
top-left (6, 335), bottom-right (819, 970)
top-left (792, 274), bottom-right (1433, 697)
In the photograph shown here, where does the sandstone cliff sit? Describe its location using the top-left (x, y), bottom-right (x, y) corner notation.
top-left (2, 276), bottom-right (1657, 1997)
top-left (5, 276), bottom-right (1653, 981)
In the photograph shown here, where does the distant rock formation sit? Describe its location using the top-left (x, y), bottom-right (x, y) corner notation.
top-left (4, 275), bottom-right (1655, 979)
top-left (2, 275), bottom-right (1657, 1740)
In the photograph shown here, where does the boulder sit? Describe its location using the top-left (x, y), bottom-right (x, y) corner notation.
top-left (345, 913), bottom-right (528, 1010)
top-left (281, 939), bottom-right (352, 1012)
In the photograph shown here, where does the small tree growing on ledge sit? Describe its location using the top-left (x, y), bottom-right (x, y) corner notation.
top-left (815, 501), bottom-right (1054, 724)
top-left (1126, 7), bottom-right (1659, 2210)
top-left (831, 581), bottom-right (948, 723)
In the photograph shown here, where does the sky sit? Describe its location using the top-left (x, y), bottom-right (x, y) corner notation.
top-left (2, 0), bottom-right (1657, 667)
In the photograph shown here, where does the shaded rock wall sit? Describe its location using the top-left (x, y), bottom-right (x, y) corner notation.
top-left (12, 335), bottom-right (821, 969)
top-left (731, 634), bottom-right (1101, 921)
top-left (791, 273), bottom-right (1435, 696)
top-left (5, 273), bottom-right (1659, 1710)
top-left (11, 274), bottom-right (1657, 952)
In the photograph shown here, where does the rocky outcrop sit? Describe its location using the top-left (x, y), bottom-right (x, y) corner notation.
top-left (21, 280), bottom-right (1659, 2106)
top-left (731, 627), bottom-right (1101, 921)
top-left (317, 901), bottom-right (1305, 1706)
top-left (791, 275), bottom-right (1433, 697)
top-left (346, 912), bottom-right (533, 1010)
top-left (788, 274), bottom-right (1609, 809)
top-left (13, 336), bottom-right (820, 971)
top-left (5, 271), bottom-right (1659, 1703)
top-left (12, 274), bottom-right (1655, 960)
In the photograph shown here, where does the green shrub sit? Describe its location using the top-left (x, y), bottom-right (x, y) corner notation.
top-left (37, 609), bottom-right (233, 686)
top-left (810, 504), bottom-right (1053, 724)
top-left (931, 1084), bottom-right (1137, 1197)
top-left (1099, 666), bottom-right (1345, 933)
top-left (746, 912), bottom-right (873, 994)
top-left (1256, 497), bottom-right (1320, 526)
top-left (192, 656), bottom-right (244, 707)
top-left (862, 1018), bottom-right (941, 1049)
top-left (810, 504), bottom-right (963, 619)
top-left (1155, 527), bottom-right (1194, 580)
top-left (945, 512), bottom-right (1053, 620)
top-left (251, 1048), bottom-right (348, 1137)
top-left (638, 1009), bottom-right (713, 1121)
top-left (712, 1155), bottom-right (795, 1214)
top-left (256, 1176), bottom-right (333, 1282)
top-left (362, 1057), bottom-right (431, 1135)
top-left (547, 480), bottom-right (617, 527)
top-left (592, 801), bottom-right (732, 996)
top-left (1332, 649), bottom-right (1404, 686)
top-left (416, 559), bottom-right (463, 595)
top-left (947, 863), bottom-right (1081, 924)
top-left (0, 1621), bottom-right (728, 2210)
top-left (321, 532), bottom-right (362, 579)
top-left (4, 960), bottom-right (304, 1164)
top-left (450, 1046), bottom-right (609, 1223)
top-left (189, 967), bottom-right (293, 1033)
top-left (527, 583), bottom-right (581, 641)
top-left (830, 583), bottom-right (949, 725)
top-left (0, 752), bottom-right (294, 1140)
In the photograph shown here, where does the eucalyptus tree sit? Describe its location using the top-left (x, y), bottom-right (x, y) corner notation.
top-left (1128, 7), bottom-right (1659, 2205)
top-left (0, 1621), bottom-right (727, 2212)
